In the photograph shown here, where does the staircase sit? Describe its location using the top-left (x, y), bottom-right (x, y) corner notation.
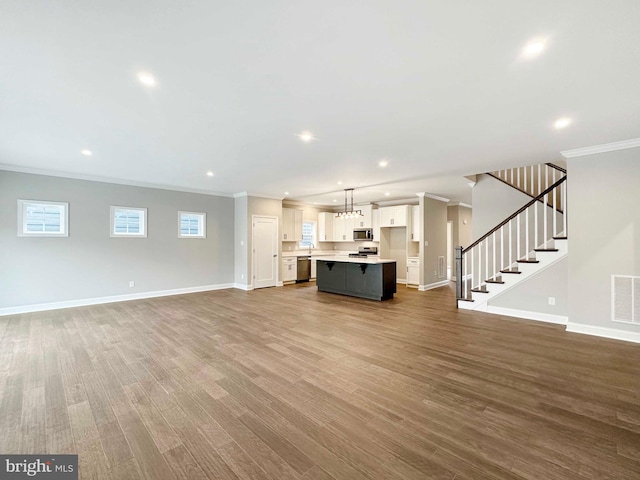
top-left (456, 163), bottom-right (567, 312)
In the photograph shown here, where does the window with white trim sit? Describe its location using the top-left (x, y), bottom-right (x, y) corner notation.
top-left (299, 221), bottom-right (316, 248)
top-left (110, 206), bottom-right (147, 237)
top-left (18, 200), bottom-right (69, 237)
top-left (178, 211), bottom-right (206, 238)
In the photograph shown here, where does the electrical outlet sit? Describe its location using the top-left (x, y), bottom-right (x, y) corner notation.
top-left (424, 241), bottom-right (429, 246)
top-left (548, 297), bottom-right (556, 306)
top-left (241, 274), bottom-right (244, 280)
top-left (129, 281), bottom-right (135, 288)
top-left (240, 240), bottom-right (244, 246)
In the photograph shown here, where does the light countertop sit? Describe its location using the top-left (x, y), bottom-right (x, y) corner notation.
top-left (314, 256), bottom-right (396, 265)
top-left (282, 251), bottom-right (352, 258)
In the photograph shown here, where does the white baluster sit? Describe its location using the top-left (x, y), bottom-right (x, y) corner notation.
top-left (538, 164), bottom-right (541, 197)
top-left (509, 220), bottom-right (513, 269)
top-left (533, 198), bottom-right (539, 248)
top-left (544, 185), bottom-right (548, 247)
top-left (517, 214), bottom-right (521, 260)
top-left (485, 240), bottom-right (489, 284)
top-left (531, 164), bottom-right (534, 195)
top-left (500, 225), bottom-right (505, 271)
top-left (465, 252), bottom-right (469, 297)
top-left (525, 208), bottom-right (529, 259)
top-left (492, 232), bottom-right (496, 281)
top-left (471, 248), bottom-right (475, 291)
top-left (524, 167), bottom-right (527, 194)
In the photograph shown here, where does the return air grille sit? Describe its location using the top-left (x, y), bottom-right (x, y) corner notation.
top-left (438, 256), bottom-right (446, 279)
top-left (612, 275), bottom-right (640, 325)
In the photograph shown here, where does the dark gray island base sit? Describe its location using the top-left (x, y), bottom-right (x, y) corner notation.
top-left (316, 258), bottom-right (397, 301)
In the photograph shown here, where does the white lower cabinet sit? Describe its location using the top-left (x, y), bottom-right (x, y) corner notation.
top-left (407, 257), bottom-right (420, 286)
top-left (311, 258), bottom-right (317, 279)
top-left (282, 257), bottom-right (297, 282)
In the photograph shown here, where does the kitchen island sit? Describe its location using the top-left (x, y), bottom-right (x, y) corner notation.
top-left (315, 257), bottom-right (397, 301)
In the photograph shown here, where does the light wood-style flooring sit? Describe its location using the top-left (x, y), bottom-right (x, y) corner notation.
top-left (1, 283), bottom-right (639, 480)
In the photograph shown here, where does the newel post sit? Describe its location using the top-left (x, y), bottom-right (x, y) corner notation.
top-left (455, 246), bottom-right (463, 301)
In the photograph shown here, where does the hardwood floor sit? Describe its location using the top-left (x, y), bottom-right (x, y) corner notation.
top-left (1, 283), bottom-right (639, 480)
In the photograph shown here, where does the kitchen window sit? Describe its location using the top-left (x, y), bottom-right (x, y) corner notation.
top-left (178, 211), bottom-right (206, 238)
top-left (110, 206), bottom-right (147, 237)
top-left (299, 221), bottom-right (316, 248)
top-left (18, 199), bottom-right (69, 237)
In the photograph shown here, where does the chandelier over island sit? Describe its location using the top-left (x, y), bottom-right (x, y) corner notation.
top-left (335, 188), bottom-right (363, 219)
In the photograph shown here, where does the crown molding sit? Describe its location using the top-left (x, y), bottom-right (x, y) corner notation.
top-left (448, 202), bottom-right (473, 209)
top-left (424, 193), bottom-right (450, 203)
top-left (233, 191), bottom-right (285, 200)
top-left (561, 138), bottom-right (640, 158)
top-left (375, 197), bottom-right (420, 207)
top-left (0, 164), bottom-right (234, 197)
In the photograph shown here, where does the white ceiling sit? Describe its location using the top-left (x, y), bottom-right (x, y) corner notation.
top-left (1, 1), bottom-right (639, 206)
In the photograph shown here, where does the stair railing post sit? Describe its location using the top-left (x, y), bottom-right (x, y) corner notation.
top-left (455, 247), bottom-right (463, 299)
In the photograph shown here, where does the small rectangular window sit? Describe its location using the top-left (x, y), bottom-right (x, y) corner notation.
top-left (299, 221), bottom-right (316, 248)
top-left (110, 206), bottom-right (147, 237)
top-left (178, 211), bottom-right (206, 238)
top-left (18, 199), bottom-right (69, 237)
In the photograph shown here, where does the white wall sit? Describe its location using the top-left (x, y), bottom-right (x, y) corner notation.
top-left (489, 257), bottom-right (568, 317)
top-left (567, 147), bottom-right (640, 341)
top-left (0, 171), bottom-right (235, 310)
top-left (472, 173), bottom-right (530, 240)
top-left (234, 195), bottom-right (248, 284)
top-left (422, 196), bottom-right (448, 287)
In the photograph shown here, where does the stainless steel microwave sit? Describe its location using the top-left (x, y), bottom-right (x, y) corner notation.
top-left (353, 228), bottom-right (373, 241)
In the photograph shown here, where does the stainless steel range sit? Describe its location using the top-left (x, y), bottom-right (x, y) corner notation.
top-left (348, 246), bottom-right (378, 258)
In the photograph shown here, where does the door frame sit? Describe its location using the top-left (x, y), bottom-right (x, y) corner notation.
top-left (251, 215), bottom-right (280, 289)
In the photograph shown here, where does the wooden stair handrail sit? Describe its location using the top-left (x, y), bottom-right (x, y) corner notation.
top-left (546, 162), bottom-right (567, 174)
top-left (462, 176), bottom-right (567, 254)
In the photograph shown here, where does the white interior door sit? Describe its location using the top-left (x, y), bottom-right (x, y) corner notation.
top-left (252, 216), bottom-right (278, 289)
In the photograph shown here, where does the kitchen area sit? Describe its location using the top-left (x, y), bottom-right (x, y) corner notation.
top-left (280, 194), bottom-right (450, 298)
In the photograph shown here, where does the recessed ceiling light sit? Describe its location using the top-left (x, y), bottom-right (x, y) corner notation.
top-left (206, 171), bottom-right (214, 177)
top-left (81, 149), bottom-right (92, 156)
top-left (337, 181), bottom-right (342, 185)
top-left (522, 40), bottom-right (546, 58)
top-left (384, 192), bottom-right (390, 196)
top-left (333, 199), bottom-right (337, 203)
top-left (554, 117), bottom-right (572, 129)
top-left (298, 131), bottom-right (315, 142)
top-left (284, 192), bottom-right (290, 196)
top-left (378, 160), bottom-right (389, 167)
top-left (137, 72), bottom-right (157, 87)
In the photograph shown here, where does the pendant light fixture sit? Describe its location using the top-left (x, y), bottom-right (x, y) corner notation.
top-left (335, 188), bottom-right (363, 219)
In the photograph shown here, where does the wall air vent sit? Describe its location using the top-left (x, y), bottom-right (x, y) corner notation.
top-left (438, 256), bottom-right (446, 279)
top-left (611, 275), bottom-right (640, 324)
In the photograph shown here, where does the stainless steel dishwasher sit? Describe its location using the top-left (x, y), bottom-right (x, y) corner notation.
top-left (296, 256), bottom-right (311, 282)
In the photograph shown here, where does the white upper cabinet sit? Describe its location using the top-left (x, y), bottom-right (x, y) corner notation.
top-left (410, 205), bottom-right (420, 242)
top-left (333, 215), bottom-right (355, 241)
top-left (282, 208), bottom-right (303, 241)
top-left (318, 212), bottom-right (334, 242)
top-left (372, 209), bottom-right (380, 241)
top-left (379, 205), bottom-right (409, 227)
top-left (354, 205), bottom-right (373, 228)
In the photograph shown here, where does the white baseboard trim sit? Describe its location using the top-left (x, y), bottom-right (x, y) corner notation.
top-left (277, 281), bottom-right (284, 287)
top-left (566, 322), bottom-right (640, 344)
top-left (0, 283), bottom-right (235, 316)
top-left (233, 283), bottom-right (254, 291)
top-left (486, 306), bottom-right (568, 325)
top-left (418, 280), bottom-right (450, 291)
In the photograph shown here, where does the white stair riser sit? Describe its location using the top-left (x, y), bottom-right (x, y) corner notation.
top-left (463, 248), bottom-right (567, 310)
